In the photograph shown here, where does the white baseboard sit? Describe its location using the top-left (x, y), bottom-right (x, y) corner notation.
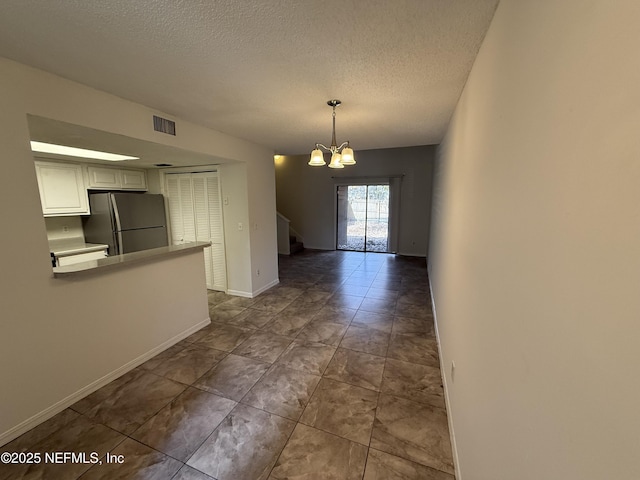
top-left (396, 251), bottom-right (428, 257)
top-left (226, 289), bottom-right (253, 298)
top-left (0, 317), bottom-right (211, 448)
top-left (302, 245), bottom-right (332, 251)
top-left (429, 278), bottom-right (461, 479)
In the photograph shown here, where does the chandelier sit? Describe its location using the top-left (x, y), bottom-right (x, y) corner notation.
top-left (308, 99), bottom-right (356, 169)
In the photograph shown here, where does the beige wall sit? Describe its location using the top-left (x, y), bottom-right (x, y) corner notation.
top-left (275, 145), bottom-right (435, 255)
top-left (247, 154), bottom-right (280, 293)
top-left (429, 1), bottom-right (640, 479)
top-left (44, 216), bottom-right (84, 241)
top-left (0, 58), bottom-right (277, 443)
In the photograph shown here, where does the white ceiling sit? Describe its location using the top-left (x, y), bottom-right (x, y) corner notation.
top-left (0, 0), bottom-right (498, 158)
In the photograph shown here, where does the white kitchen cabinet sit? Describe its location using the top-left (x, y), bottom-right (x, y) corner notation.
top-left (35, 161), bottom-right (90, 216)
top-left (86, 166), bottom-right (121, 189)
top-left (87, 166), bottom-right (147, 191)
top-left (120, 169), bottom-right (147, 190)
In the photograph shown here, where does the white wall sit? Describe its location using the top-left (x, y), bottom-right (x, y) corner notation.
top-left (0, 58), bottom-right (277, 443)
top-left (219, 162), bottom-right (253, 296)
top-left (275, 145), bottom-right (435, 255)
top-left (429, 1), bottom-right (640, 479)
top-left (44, 216), bottom-right (84, 241)
top-left (146, 169), bottom-right (162, 194)
top-left (247, 156), bottom-right (280, 293)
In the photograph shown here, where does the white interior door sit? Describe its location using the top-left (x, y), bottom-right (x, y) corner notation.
top-left (202, 173), bottom-right (227, 291)
top-left (165, 175), bottom-right (196, 245)
top-left (165, 172), bottom-right (227, 291)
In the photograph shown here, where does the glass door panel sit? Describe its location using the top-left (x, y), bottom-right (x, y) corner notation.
top-left (365, 185), bottom-right (389, 252)
top-left (337, 184), bottom-right (389, 253)
top-left (337, 185), bottom-right (365, 251)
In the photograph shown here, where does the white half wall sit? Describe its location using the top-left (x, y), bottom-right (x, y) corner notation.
top-left (0, 58), bottom-right (277, 443)
top-left (275, 145), bottom-right (435, 255)
top-left (429, 1), bottom-right (640, 479)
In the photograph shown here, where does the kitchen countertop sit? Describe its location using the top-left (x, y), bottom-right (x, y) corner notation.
top-left (48, 238), bottom-right (109, 257)
top-left (52, 241), bottom-right (211, 276)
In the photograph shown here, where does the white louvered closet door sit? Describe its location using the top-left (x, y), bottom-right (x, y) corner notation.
top-left (165, 172), bottom-right (227, 291)
top-left (202, 173), bottom-right (227, 291)
top-left (165, 175), bottom-right (183, 244)
top-left (165, 175), bottom-right (196, 245)
top-left (180, 176), bottom-right (197, 244)
top-left (192, 173), bottom-right (227, 291)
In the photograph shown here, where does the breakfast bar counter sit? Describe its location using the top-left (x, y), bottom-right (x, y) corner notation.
top-left (52, 241), bottom-right (211, 276)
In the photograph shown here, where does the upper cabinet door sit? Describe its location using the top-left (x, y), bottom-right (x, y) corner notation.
top-left (120, 169), bottom-right (147, 190)
top-left (35, 161), bottom-right (89, 216)
top-left (87, 166), bottom-right (147, 191)
top-left (87, 166), bottom-right (122, 189)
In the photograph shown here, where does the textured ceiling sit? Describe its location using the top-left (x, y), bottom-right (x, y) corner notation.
top-left (0, 0), bottom-right (498, 156)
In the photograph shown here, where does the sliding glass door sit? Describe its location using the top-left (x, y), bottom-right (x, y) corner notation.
top-left (337, 184), bottom-right (390, 252)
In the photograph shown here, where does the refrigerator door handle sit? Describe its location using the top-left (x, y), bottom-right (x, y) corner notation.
top-left (112, 193), bottom-right (123, 255)
top-left (112, 193), bottom-right (123, 233)
top-left (117, 231), bottom-right (124, 255)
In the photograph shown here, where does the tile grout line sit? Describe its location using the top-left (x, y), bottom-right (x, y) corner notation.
top-left (13, 252), bottom-right (440, 479)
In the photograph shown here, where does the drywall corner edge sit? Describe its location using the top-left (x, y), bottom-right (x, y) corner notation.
top-left (227, 277), bottom-right (278, 299)
top-left (252, 278), bottom-right (280, 298)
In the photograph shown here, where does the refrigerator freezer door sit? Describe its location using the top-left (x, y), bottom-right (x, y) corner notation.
top-left (112, 193), bottom-right (166, 230)
top-left (119, 227), bottom-right (168, 254)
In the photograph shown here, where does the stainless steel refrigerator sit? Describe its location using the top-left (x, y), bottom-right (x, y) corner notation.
top-left (83, 192), bottom-right (168, 255)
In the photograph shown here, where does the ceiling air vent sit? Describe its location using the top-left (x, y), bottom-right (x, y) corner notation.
top-left (153, 115), bottom-right (176, 136)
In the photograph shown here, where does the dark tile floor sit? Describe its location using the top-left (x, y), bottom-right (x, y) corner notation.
top-left (0, 250), bottom-right (454, 480)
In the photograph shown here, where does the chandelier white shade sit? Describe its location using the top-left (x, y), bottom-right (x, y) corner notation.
top-left (340, 146), bottom-right (355, 165)
top-left (309, 148), bottom-right (326, 166)
top-left (308, 100), bottom-right (356, 168)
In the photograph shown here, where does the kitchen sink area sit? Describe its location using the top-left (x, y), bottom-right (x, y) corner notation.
top-left (44, 216), bottom-right (106, 267)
